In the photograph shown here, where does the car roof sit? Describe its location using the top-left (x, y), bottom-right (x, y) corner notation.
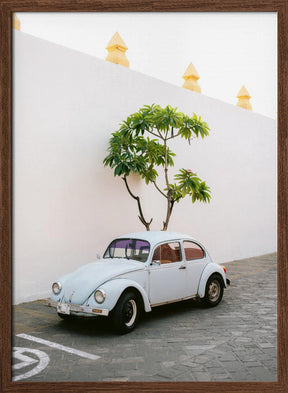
top-left (117, 231), bottom-right (198, 247)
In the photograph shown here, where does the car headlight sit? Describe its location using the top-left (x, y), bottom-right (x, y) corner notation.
top-left (52, 282), bottom-right (62, 295)
top-left (94, 289), bottom-right (106, 304)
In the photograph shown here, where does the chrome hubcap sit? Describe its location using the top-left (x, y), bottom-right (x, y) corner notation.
top-left (208, 280), bottom-right (220, 302)
top-left (124, 299), bottom-right (137, 327)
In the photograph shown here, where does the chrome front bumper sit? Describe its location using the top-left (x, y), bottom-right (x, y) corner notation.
top-left (45, 299), bottom-right (109, 317)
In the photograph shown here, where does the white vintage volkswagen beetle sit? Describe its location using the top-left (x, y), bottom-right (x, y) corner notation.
top-left (47, 231), bottom-right (230, 333)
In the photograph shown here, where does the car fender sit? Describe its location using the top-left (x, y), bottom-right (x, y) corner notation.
top-left (88, 278), bottom-right (152, 313)
top-left (197, 263), bottom-right (227, 298)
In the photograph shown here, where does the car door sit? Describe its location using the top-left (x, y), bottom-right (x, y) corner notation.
top-left (148, 241), bottom-right (188, 305)
top-left (184, 240), bottom-right (208, 296)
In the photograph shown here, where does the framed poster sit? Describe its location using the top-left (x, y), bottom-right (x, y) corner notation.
top-left (0, 1), bottom-right (287, 392)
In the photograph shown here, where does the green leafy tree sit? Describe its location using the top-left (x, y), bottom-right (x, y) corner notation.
top-left (103, 104), bottom-right (211, 231)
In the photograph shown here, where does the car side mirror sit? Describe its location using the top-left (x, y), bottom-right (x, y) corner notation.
top-left (151, 260), bottom-right (161, 266)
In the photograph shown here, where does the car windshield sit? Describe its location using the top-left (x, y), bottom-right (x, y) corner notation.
top-left (104, 238), bottom-right (150, 263)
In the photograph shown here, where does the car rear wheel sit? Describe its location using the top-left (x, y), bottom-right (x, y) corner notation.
top-left (111, 292), bottom-right (139, 334)
top-left (203, 274), bottom-right (224, 307)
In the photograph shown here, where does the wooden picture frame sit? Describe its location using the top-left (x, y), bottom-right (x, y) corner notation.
top-left (1, 1), bottom-right (287, 392)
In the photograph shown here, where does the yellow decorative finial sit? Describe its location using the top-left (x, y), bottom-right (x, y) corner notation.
top-left (13, 13), bottom-right (21, 31)
top-left (105, 32), bottom-right (129, 68)
top-left (236, 85), bottom-right (252, 111)
top-left (182, 62), bottom-right (201, 93)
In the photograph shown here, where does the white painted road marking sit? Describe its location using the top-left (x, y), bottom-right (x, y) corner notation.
top-left (16, 333), bottom-right (100, 360)
top-left (12, 347), bottom-right (49, 381)
top-left (12, 349), bottom-right (38, 370)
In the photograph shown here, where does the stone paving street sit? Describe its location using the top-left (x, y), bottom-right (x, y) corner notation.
top-left (12, 253), bottom-right (277, 382)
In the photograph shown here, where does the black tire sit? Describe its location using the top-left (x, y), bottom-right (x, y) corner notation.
top-left (203, 274), bottom-right (224, 307)
top-left (111, 292), bottom-right (139, 334)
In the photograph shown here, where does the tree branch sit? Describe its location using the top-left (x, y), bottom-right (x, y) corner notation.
top-left (163, 138), bottom-right (170, 189)
top-left (153, 181), bottom-right (168, 198)
top-left (167, 131), bottom-right (181, 140)
top-left (146, 129), bottom-right (162, 139)
top-left (155, 127), bottom-right (164, 139)
top-left (122, 175), bottom-right (153, 230)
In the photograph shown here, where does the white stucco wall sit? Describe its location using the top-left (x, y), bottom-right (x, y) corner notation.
top-left (13, 31), bottom-right (277, 304)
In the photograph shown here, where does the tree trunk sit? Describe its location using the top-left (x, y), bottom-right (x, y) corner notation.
top-left (162, 137), bottom-right (173, 231)
top-left (162, 197), bottom-right (175, 231)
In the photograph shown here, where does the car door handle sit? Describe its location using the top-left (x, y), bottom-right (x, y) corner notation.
top-left (179, 265), bottom-right (186, 270)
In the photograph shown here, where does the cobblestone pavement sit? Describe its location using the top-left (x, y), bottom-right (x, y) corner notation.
top-left (12, 253), bottom-right (277, 382)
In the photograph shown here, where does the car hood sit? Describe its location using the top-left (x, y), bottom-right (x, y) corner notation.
top-left (59, 258), bottom-right (145, 305)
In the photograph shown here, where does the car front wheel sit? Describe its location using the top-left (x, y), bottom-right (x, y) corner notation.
top-left (203, 274), bottom-right (224, 307)
top-left (111, 292), bottom-right (139, 334)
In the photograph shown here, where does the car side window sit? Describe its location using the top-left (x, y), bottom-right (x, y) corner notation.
top-left (183, 241), bottom-right (204, 260)
top-left (152, 242), bottom-right (182, 264)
